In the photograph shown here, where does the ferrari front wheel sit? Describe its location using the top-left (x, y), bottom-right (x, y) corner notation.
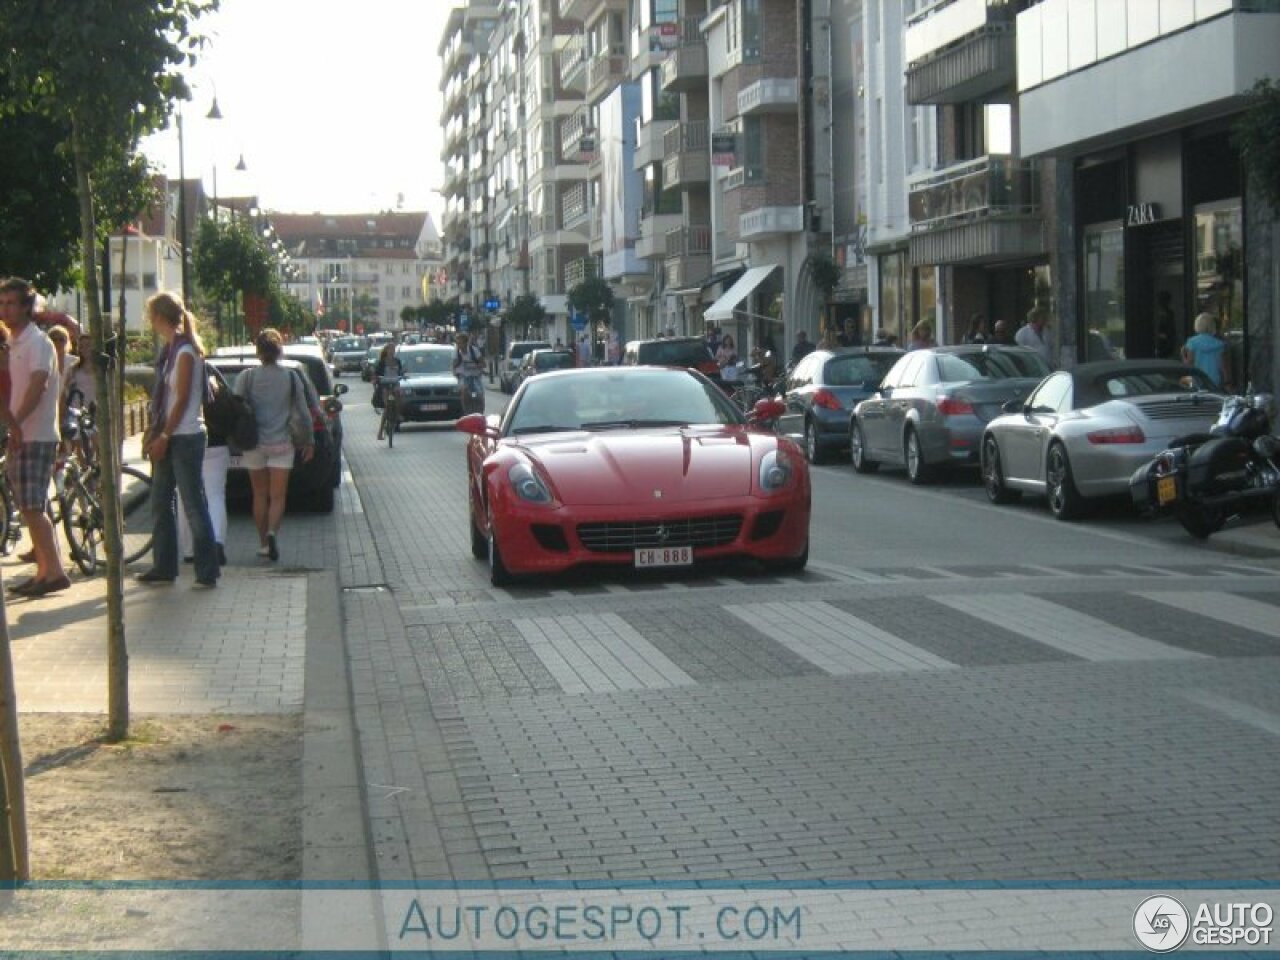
top-left (487, 509), bottom-right (514, 587)
top-left (768, 540), bottom-right (809, 574)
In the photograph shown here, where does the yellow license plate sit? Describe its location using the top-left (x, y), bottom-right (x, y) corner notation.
top-left (1157, 476), bottom-right (1177, 505)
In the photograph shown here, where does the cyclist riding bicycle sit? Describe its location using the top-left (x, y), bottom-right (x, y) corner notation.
top-left (453, 332), bottom-right (485, 414)
top-left (371, 342), bottom-right (403, 411)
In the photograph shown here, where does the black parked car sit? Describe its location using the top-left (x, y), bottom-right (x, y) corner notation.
top-left (778, 347), bottom-right (905, 463)
top-left (622, 337), bottom-right (722, 386)
top-left (208, 344), bottom-right (348, 512)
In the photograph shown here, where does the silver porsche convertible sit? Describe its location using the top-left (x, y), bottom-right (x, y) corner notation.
top-left (980, 360), bottom-right (1223, 520)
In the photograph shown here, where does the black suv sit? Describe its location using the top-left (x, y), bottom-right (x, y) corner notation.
top-left (208, 344), bottom-right (348, 512)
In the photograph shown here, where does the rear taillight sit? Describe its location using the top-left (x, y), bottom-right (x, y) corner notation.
top-left (698, 360), bottom-right (719, 376)
top-left (935, 396), bottom-right (974, 417)
top-left (813, 389), bottom-right (842, 411)
top-left (1088, 426), bottom-right (1146, 444)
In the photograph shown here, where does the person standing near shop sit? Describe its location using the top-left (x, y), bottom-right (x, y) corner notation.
top-left (1016, 306), bottom-right (1054, 366)
top-left (1181, 313), bottom-right (1230, 390)
top-left (1, 277), bottom-right (69, 597)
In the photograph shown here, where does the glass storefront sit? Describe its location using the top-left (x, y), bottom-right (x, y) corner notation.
top-left (1194, 198), bottom-right (1244, 386)
top-left (1083, 222), bottom-right (1125, 360)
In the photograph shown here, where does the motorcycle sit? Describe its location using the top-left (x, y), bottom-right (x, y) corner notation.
top-left (1130, 390), bottom-right (1280, 539)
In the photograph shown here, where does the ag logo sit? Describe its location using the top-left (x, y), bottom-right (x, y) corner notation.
top-left (1134, 895), bottom-right (1190, 952)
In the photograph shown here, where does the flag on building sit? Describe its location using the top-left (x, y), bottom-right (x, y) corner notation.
top-left (313, 290), bottom-right (325, 317)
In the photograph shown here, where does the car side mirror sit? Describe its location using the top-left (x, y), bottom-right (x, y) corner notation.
top-left (334, 383), bottom-right (349, 396)
top-left (456, 413), bottom-right (500, 439)
top-left (1001, 398), bottom-right (1024, 414)
top-left (879, 385), bottom-right (893, 398)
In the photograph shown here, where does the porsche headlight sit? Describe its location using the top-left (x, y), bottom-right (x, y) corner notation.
top-left (759, 450), bottom-right (794, 491)
top-left (509, 463), bottom-right (553, 503)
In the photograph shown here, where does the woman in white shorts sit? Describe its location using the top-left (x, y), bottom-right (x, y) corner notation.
top-left (234, 328), bottom-right (314, 561)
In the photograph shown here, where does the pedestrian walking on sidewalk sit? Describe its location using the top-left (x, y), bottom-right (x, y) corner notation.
top-left (136, 292), bottom-right (220, 588)
top-left (234, 328), bottom-right (314, 562)
top-left (178, 362), bottom-right (231, 568)
top-left (1, 277), bottom-right (70, 597)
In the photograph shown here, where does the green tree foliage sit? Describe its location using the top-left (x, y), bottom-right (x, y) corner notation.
top-left (418, 298), bottom-right (456, 329)
top-left (1235, 78), bottom-right (1280, 212)
top-left (807, 252), bottom-right (841, 300)
top-left (505, 293), bottom-right (547, 333)
top-left (568, 276), bottom-right (615, 326)
top-left (0, 0), bottom-right (219, 761)
top-left (194, 218), bottom-right (274, 303)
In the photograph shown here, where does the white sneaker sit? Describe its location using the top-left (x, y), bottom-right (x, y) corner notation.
top-left (257, 544), bottom-right (271, 558)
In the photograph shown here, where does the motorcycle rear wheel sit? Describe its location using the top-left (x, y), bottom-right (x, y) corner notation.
top-left (1176, 503), bottom-right (1226, 540)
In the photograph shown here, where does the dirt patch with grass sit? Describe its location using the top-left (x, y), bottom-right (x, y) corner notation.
top-left (17, 713), bottom-right (302, 880)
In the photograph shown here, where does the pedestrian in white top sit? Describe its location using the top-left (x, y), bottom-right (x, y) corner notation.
top-left (1015, 306), bottom-right (1054, 367)
top-left (136, 292), bottom-right (220, 588)
top-left (1, 276), bottom-right (69, 597)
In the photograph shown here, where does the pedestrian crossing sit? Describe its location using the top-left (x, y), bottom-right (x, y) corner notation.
top-left (495, 589), bottom-right (1279, 695)
top-left (489, 561), bottom-right (1279, 601)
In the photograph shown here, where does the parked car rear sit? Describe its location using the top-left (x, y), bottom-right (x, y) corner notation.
top-left (330, 336), bottom-right (370, 376)
top-left (623, 337), bottom-right (721, 386)
top-left (208, 344), bottom-right (348, 512)
top-left (779, 347), bottom-right (904, 462)
top-left (501, 340), bottom-right (552, 392)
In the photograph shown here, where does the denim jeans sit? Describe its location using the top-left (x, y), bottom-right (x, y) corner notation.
top-left (151, 431), bottom-right (219, 582)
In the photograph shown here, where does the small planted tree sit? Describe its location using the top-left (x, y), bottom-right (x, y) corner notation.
top-left (1235, 78), bottom-right (1280, 212)
top-left (505, 293), bottom-right (547, 338)
top-left (568, 276), bottom-right (615, 328)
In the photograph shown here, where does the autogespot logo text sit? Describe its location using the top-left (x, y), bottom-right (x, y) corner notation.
top-left (1134, 895), bottom-right (1190, 953)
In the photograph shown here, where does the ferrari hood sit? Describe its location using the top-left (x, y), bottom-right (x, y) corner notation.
top-left (517, 429), bottom-right (756, 505)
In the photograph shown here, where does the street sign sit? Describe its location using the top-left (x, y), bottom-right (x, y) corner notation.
top-left (570, 311), bottom-right (587, 332)
top-left (484, 297), bottom-right (501, 311)
top-left (459, 311), bottom-right (471, 331)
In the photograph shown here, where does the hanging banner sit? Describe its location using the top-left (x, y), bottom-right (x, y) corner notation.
top-left (711, 132), bottom-right (737, 167)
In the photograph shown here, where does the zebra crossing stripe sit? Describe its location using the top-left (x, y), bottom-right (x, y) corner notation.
top-left (725, 601), bottom-right (955, 675)
top-left (513, 613), bottom-right (695, 693)
top-left (933, 594), bottom-right (1205, 662)
top-left (1137, 592), bottom-right (1280, 639)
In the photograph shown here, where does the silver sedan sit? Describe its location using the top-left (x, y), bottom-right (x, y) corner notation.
top-left (850, 346), bottom-right (1050, 483)
top-left (980, 360), bottom-right (1223, 520)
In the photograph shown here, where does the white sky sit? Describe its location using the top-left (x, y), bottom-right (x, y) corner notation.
top-left (142, 0), bottom-right (446, 219)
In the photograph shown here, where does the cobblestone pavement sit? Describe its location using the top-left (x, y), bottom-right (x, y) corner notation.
top-left (334, 378), bottom-right (1280, 884)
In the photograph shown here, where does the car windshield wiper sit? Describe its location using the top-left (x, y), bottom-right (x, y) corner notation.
top-left (581, 419), bottom-right (691, 431)
top-left (511, 424), bottom-right (580, 435)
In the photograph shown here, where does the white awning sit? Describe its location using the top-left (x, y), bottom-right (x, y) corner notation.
top-left (704, 264), bottom-right (779, 323)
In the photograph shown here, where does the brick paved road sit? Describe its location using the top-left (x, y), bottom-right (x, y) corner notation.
top-left (334, 378), bottom-right (1280, 883)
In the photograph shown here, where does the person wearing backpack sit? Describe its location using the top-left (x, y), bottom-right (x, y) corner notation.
top-left (235, 328), bottom-right (314, 562)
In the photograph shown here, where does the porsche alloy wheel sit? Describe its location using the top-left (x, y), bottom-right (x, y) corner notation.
top-left (982, 436), bottom-right (1020, 505)
top-left (1045, 443), bottom-right (1085, 521)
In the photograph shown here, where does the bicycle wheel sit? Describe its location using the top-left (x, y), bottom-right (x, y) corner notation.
top-left (120, 465), bottom-right (154, 565)
top-left (61, 478), bottom-right (102, 576)
top-left (0, 474), bottom-right (17, 557)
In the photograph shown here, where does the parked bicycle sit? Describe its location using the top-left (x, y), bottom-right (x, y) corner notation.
top-left (2, 405), bottom-right (154, 574)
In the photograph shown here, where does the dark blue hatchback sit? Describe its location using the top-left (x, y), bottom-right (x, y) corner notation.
top-left (778, 347), bottom-right (905, 463)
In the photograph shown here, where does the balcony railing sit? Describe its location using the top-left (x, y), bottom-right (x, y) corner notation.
top-left (737, 77), bottom-right (800, 116)
top-left (659, 19), bottom-right (709, 92)
top-left (906, 0), bottom-right (1016, 64)
top-left (587, 46), bottom-right (627, 101)
top-left (663, 119), bottom-right (709, 156)
top-left (664, 224), bottom-right (713, 260)
top-left (908, 154), bottom-right (1040, 229)
top-left (561, 108), bottom-right (592, 157)
top-left (564, 256), bottom-right (597, 289)
top-left (560, 33), bottom-right (587, 89)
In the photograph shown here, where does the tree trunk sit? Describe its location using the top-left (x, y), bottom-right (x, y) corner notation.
top-left (0, 589), bottom-right (29, 881)
top-left (72, 114), bottom-right (130, 741)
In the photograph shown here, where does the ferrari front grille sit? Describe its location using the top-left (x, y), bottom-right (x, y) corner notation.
top-left (577, 515), bottom-right (743, 553)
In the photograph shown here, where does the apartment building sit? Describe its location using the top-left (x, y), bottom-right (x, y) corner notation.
top-left (274, 212), bottom-right (443, 332)
top-left (861, 0), bottom-right (939, 345)
top-left (902, 0), bottom-right (1053, 349)
top-left (1017, 0), bottom-right (1279, 391)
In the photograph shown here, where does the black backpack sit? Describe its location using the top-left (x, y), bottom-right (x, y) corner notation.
top-left (205, 366), bottom-right (259, 452)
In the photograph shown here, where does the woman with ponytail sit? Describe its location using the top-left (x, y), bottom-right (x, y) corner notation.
top-left (137, 291), bottom-right (219, 588)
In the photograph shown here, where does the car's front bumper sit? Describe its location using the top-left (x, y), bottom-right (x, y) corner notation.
top-left (492, 491), bottom-right (811, 577)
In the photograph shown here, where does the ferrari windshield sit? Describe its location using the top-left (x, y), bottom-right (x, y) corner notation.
top-left (507, 369), bottom-right (743, 435)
